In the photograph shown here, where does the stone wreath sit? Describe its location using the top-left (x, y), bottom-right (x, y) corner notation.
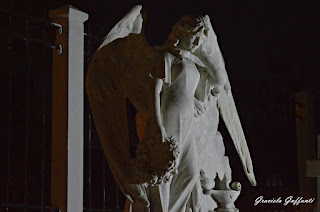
top-left (129, 137), bottom-right (180, 186)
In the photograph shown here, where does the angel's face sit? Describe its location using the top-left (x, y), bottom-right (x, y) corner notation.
top-left (178, 25), bottom-right (207, 53)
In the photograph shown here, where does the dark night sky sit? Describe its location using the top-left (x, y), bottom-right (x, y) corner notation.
top-left (67, 0), bottom-right (320, 93)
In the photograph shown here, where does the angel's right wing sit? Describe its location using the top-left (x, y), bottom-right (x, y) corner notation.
top-left (98, 5), bottom-right (143, 50)
top-left (86, 5), bottom-right (162, 206)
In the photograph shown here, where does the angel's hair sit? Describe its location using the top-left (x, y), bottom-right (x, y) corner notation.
top-left (167, 15), bottom-right (210, 46)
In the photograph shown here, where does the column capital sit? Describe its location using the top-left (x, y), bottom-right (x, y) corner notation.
top-left (49, 5), bottom-right (88, 23)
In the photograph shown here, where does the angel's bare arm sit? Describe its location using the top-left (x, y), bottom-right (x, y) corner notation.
top-left (195, 52), bottom-right (226, 86)
top-left (148, 76), bottom-right (166, 142)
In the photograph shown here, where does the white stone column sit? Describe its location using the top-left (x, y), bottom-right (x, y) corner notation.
top-left (49, 5), bottom-right (88, 212)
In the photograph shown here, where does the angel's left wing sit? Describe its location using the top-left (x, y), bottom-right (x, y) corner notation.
top-left (200, 15), bottom-right (257, 186)
top-left (217, 75), bottom-right (257, 186)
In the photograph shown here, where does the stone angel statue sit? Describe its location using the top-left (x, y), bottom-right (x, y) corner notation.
top-left (86, 5), bottom-right (256, 212)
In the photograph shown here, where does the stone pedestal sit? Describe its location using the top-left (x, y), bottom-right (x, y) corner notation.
top-left (203, 175), bottom-right (241, 212)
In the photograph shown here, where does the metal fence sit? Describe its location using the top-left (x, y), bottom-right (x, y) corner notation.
top-left (0, 0), bottom-right (59, 211)
top-left (0, 1), bottom-right (125, 211)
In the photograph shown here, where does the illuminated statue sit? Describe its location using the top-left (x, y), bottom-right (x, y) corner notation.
top-left (86, 5), bottom-right (256, 212)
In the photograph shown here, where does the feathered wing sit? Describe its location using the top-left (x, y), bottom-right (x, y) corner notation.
top-left (201, 16), bottom-right (257, 186)
top-left (86, 5), bottom-right (161, 206)
top-left (98, 5), bottom-right (144, 50)
top-left (217, 75), bottom-right (257, 186)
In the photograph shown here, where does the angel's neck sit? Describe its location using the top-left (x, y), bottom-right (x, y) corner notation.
top-left (162, 44), bottom-right (187, 59)
top-left (162, 44), bottom-right (204, 67)
top-left (173, 48), bottom-right (204, 66)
